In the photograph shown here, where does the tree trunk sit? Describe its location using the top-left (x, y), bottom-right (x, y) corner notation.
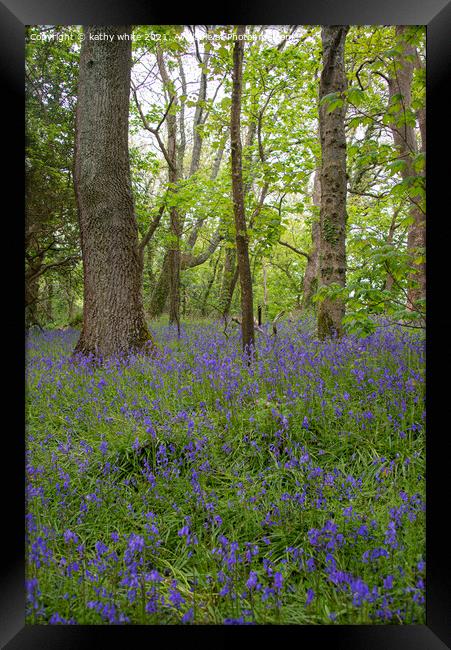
top-left (156, 49), bottom-right (181, 331)
top-left (317, 26), bottom-right (349, 339)
top-left (148, 66), bottom-right (221, 321)
top-left (201, 252), bottom-right (221, 316)
top-left (302, 221), bottom-right (320, 310)
top-left (149, 253), bottom-right (170, 318)
top-left (189, 47), bottom-right (209, 178)
top-left (73, 26), bottom-right (154, 358)
top-left (68, 293), bottom-right (75, 324)
top-left (25, 267), bottom-right (41, 329)
top-left (302, 169), bottom-right (321, 310)
top-left (388, 26), bottom-right (425, 312)
top-left (220, 122), bottom-right (258, 321)
top-left (221, 248), bottom-right (238, 319)
top-left (262, 259), bottom-right (268, 310)
top-left (45, 278), bottom-right (54, 323)
top-left (25, 272), bottom-right (39, 329)
top-left (231, 26), bottom-right (255, 357)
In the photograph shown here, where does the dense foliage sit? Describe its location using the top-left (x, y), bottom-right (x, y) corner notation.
top-left (25, 25), bottom-right (425, 332)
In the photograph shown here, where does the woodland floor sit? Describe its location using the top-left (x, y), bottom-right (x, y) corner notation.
top-left (25, 318), bottom-right (425, 624)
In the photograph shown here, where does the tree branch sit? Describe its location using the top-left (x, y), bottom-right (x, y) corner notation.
top-left (278, 239), bottom-right (311, 261)
top-left (138, 204), bottom-right (165, 255)
top-left (131, 84), bottom-right (177, 173)
top-left (181, 229), bottom-right (224, 269)
top-left (26, 255), bottom-right (80, 283)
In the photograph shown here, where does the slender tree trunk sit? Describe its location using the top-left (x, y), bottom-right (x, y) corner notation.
top-left (317, 26), bottom-right (349, 339)
top-left (262, 259), bottom-right (268, 310)
top-left (189, 47), bottom-right (209, 178)
top-left (73, 26), bottom-right (154, 358)
top-left (45, 279), bottom-right (54, 323)
top-left (388, 26), bottom-right (425, 312)
top-left (201, 252), bottom-right (221, 316)
top-left (148, 68), bottom-right (220, 320)
top-left (149, 254), bottom-right (170, 317)
top-left (221, 248), bottom-right (238, 319)
top-left (68, 294), bottom-right (75, 324)
top-left (220, 122), bottom-right (256, 320)
top-left (302, 169), bottom-right (321, 310)
top-left (156, 49), bottom-right (181, 331)
top-left (146, 244), bottom-right (156, 291)
top-left (231, 26), bottom-right (255, 356)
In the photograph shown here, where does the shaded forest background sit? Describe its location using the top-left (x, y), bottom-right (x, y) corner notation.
top-left (25, 25), bottom-right (425, 346)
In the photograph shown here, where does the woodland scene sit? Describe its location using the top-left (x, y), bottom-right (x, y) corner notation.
top-left (25, 25), bottom-right (425, 625)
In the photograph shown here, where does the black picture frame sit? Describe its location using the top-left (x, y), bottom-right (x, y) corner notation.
top-left (3, 0), bottom-right (451, 647)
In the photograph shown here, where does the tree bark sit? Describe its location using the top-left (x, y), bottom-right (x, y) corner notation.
top-left (219, 122), bottom-right (255, 320)
top-left (156, 49), bottom-right (181, 331)
top-left (201, 252), bottom-right (221, 316)
top-left (302, 169), bottom-right (321, 310)
top-left (25, 265), bottom-right (41, 328)
top-left (231, 26), bottom-right (255, 356)
top-left (317, 26), bottom-right (349, 339)
top-left (189, 46), bottom-right (209, 177)
top-left (388, 26), bottom-right (425, 312)
top-left (45, 278), bottom-right (54, 323)
top-left (73, 26), bottom-right (154, 358)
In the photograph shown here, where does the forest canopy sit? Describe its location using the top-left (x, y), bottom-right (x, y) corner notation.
top-left (25, 24), bottom-right (425, 343)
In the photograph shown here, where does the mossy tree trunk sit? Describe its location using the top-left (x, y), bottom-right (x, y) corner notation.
top-left (317, 26), bottom-right (349, 339)
top-left (74, 25), bottom-right (154, 358)
top-left (388, 26), bottom-right (425, 313)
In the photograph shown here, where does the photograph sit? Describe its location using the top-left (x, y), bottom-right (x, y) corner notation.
top-left (23, 23), bottom-right (428, 627)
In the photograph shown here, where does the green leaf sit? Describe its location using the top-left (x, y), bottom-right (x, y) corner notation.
top-left (347, 87), bottom-right (365, 106)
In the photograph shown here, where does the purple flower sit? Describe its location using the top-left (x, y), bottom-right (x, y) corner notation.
top-left (148, 570), bottom-right (162, 582)
top-left (383, 575), bottom-right (394, 590)
top-left (182, 608), bottom-right (194, 623)
top-left (219, 584), bottom-right (230, 596)
top-left (63, 529), bottom-right (78, 544)
top-left (178, 525), bottom-right (190, 537)
top-left (306, 588), bottom-right (315, 606)
top-left (169, 585), bottom-right (185, 609)
top-left (246, 571), bottom-right (258, 590)
top-left (95, 541), bottom-right (108, 556)
top-left (273, 572), bottom-right (283, 590)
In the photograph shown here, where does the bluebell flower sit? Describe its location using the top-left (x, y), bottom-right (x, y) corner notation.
top-left (63, 529), bottom-right (78, 544)
top-left (148, 570), bottom-right (162, 582)
top-left (182, 608), bottom-right (193, 623)
top-left (306, 588), bottom-right (315, 606)
top-left (246, 571), bottom-right (258, 590)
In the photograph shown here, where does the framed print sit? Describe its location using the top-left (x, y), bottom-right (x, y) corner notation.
top-left (2, 0), bottom-right (450, 647)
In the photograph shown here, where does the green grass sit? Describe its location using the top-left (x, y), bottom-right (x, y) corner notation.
top-left (25, 321), bottom-right (425, 624)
